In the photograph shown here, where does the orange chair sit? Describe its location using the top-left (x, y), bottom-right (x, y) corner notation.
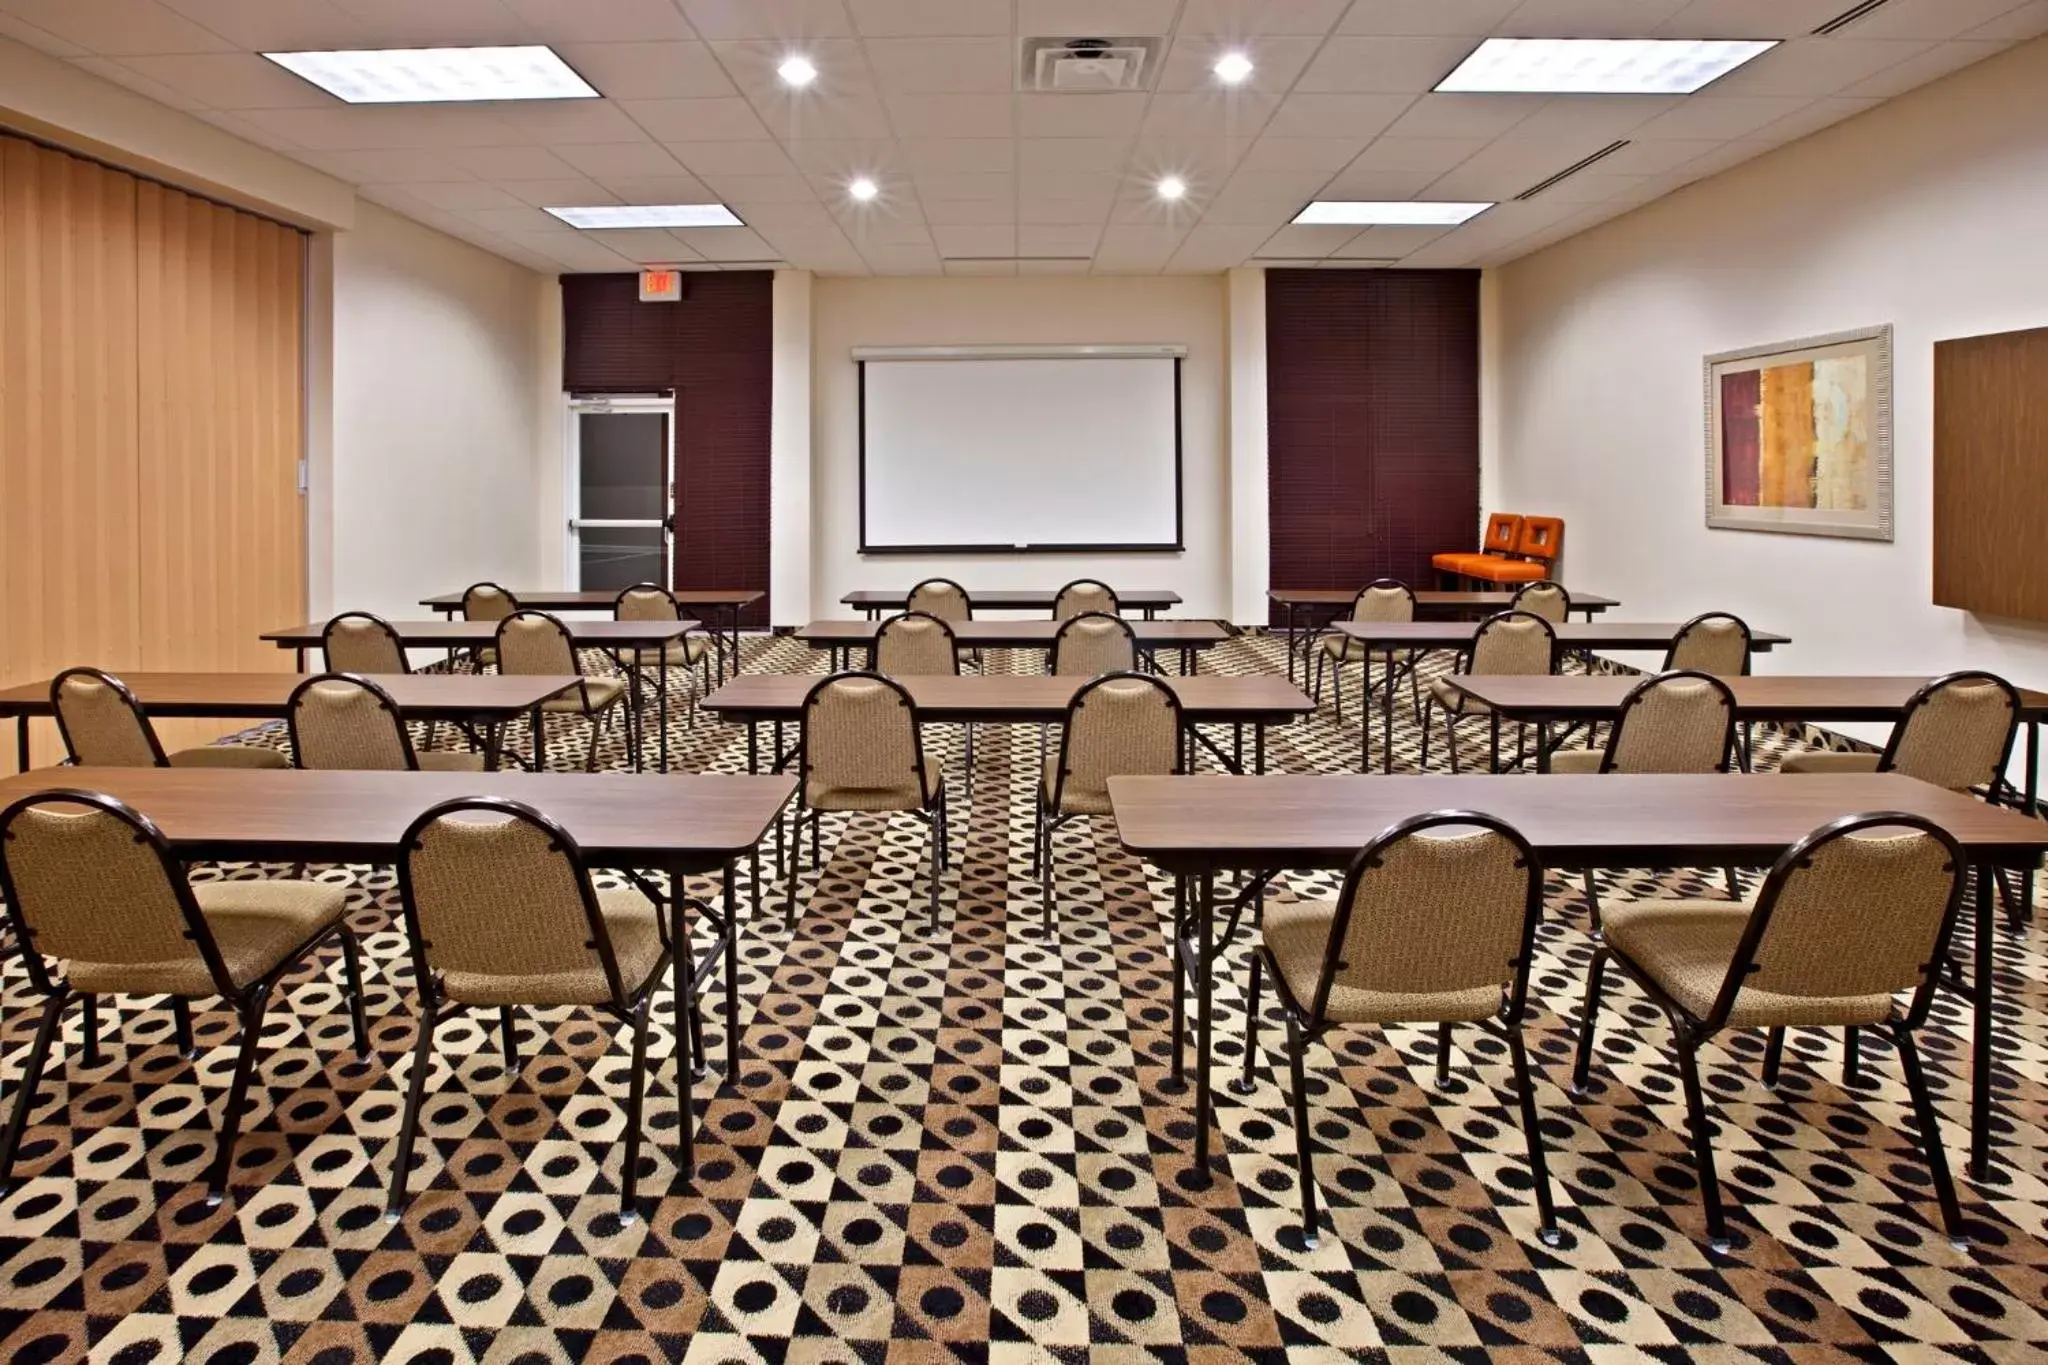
top-left (1447, 516), bottom-right (1565, 587)
top-left (1431, 513), bottom-right (1522, 584)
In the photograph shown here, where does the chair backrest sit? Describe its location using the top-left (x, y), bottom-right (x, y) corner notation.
top-left (1511, 516), bottom-right (1563, 564)
top-left (496, 610), bottom-right (581, 677)
top-left (1600, 670), bottom-right (1737, 774)
top-left (874, 611), bottom-right (959, 677)
top-left (50, 667), bottom-right (169, 768)
top-left (1512, 580), bottom-right (1571, 624)
top-left (1050, 612), bottom-right (1137, 677)
top-left (0, 790), bottom-right (232, 998)
top-left (800, 673), bottom-right (931, 804)
top-left (1053, 579), bottom-right (1119, 620)
top-left (323, 612), bottom-right (409, 675)
top-left (1481, 513), bottom-right (1523, 556)
top-left (1663, 612), bottom-right (1751, 676)
top-left (1881, 670), bottom-right (2022, 794)
top-left (1468, 612), bottom-right (1556, 677)
top-left (906, 578), bottom-right (971, 622)
top-left (1050, 673), bottom-right (1182, 811)
top-left (1349, 579), bottom-right (1415, 624)
top-left (398, 798), bottom-right (631, 1008)
top-left (614, 582), bottom-right (681, 622)
top-left (1704, 813), bottom-right (1968, 1030)
top-left (461, 582), bottom-right (518, 622)
top-left (288, 673), bottom-right (419, 771)
top-left (1309, 812), bottom-right (1541, 1026)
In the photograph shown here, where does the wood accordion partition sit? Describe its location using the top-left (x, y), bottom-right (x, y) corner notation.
top-left (1933, 325), bottom-right (2048, 624)
top-left (0, 133), bottom-right (306, 770)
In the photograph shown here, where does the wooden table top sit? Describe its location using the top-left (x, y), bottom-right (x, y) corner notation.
top-left (0, 768), bottom-right (796, 869)
top-left (841, 588), bottom-right (1183, 609)
top-left (1109, 772), bottom-right (2048, 872)
top-left (0, 672), bottom-right (581, 719)
top-left (797, 619), bottom-right (1231, 647)
top-left (420, 589), bottom-right (762, 610)
top-left (1271, 588), bottom-right (1621, 612)
top-left (702, 673), bottom-right (1314, 724)
top-left (1444, 673), bottom-right (2048, 721)
top-left (1333, 620), bottom-right (1789, 650)
top-left (263, 619), bottom-right (700, 648)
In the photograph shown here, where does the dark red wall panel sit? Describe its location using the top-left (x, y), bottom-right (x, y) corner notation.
top-left (561, 272), bottom-right (773, 624)
top-left (1266, 269), bottom-right (1480, 623)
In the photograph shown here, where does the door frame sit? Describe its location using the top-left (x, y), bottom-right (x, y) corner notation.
top-left (562, 393), bottom-right (675, 589)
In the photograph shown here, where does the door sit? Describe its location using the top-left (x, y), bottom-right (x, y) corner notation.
top-left (567, 395), bottom-right (672, 591)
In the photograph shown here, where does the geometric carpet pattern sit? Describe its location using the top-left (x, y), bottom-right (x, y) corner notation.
top-left (1, 631), bottom-right (2046, 1362)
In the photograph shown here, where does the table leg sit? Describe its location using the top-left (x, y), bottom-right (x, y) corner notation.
top-left (16, 717), bottom-right (28, 774)
top-left (1255, 724), bottom-right (1266, 775)
top-left (1233, 723), bottom-right (1243, 774)
top-left (724, 860), bottom-right (741, 1082)
top-left (1192, 870), bottom-right (1216, 1184)
top-left (295, 647), bottom-right (307, 672)
top-left (1536, 721), bottom-right (1551, 774)
top-left (658, 651), bottom-right (670, 773)
top-left (1168, 876), bottom-right (1187, 1090)
top-left (626, 651), bottom-right (645, 774)
top-left (746, 721), bottom-right (759, 774)
top-left (2024, 722), bottom-right (2039, 919)
top-left (1285, 603), bottom-right (1297, 684)
top-left (528, 705), bottom-right (543, 773)
top-left (1382, 648), bottom-right (1396, 775)
top-left (673, 871), bottom-right (694, 1175)
top-left (1970, 863), bottom-right (1999, 1182)
top-left (480, 714), bottom-right (502, 772)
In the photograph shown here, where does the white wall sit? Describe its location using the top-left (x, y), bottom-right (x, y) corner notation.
top-left (327, 201), bottom-right (552, 621)
top-left (810, 275), bottom-right (1231, 617)
top-left (1494, 35), bottom-right (2048, 690)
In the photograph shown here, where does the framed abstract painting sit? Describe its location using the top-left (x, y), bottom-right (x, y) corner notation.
top-left (1704, 324), bottom-right (1893, 541)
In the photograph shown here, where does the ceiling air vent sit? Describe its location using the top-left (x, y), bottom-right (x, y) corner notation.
top-left (1514, 140), bottom-right (1631, 200)
top-left (1813, 0), bottom-right (1898, 35)
top-left (1020, 37), bottom-right (1161, 93)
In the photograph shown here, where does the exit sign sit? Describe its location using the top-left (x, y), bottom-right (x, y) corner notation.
top-left (639, 268), bottom-right (682, 302)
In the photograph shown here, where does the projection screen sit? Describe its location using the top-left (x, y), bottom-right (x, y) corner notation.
top-left (856, 345), bottom-right (1185, 553)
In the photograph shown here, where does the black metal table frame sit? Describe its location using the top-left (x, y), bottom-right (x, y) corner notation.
top-left (1274, 595), bottom-right (1611, 686)
top-left (424, 597), bottom-right (749, 688)
top-left (811, 639), bottom-right (1208, 676)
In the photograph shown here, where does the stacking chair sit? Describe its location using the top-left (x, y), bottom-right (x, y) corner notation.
top-left (388, 798), bottom-right (674, 1216)
top-left (322, 612), bottom-right (409, 674)
top-left (52, 667), bottom-right (287, 770)
top-left (873, 611), bottom-right (960, 676)
top-left (1430, 512), bottom-right (1523, 587)
top-left (1780, 670), bottom-right (2020, 788)
top-left (1314, 579), bottom-right (1417, 725)
top-left (907, 578), bottom-right (978, 672)
top-left (1240, 812), bottom-right (1557, 1249)
top-left (287, 674), bottom-right (485, 772)
top-left (496, 611), bottom-right (626, 772)
top-left (1053, 579), bottom-right (1119, 620)
top-left (1571, 812), bottom-right (1972, 1251)
top-left (614, 583), bottom-right (714, 731)
top-left (1549, 671), bottom-right (1740, 908)
top-left (460, 582), bottom-right (518, 671)
top-left (0, 791), bottom-right (367, 1203)
top-left (1512, 580), bottom-right (1572, 624)
top-left (789, 673), bottom-right (949, 931)
top-left (1420, 612), bottom-right (1557, 772)
top-left (1663, 612), bottom-right (1752, 676)
top-left (1035, 673), bottom-right (1181, 933)
top-left (1049, 612), bottom-right (1137, 676)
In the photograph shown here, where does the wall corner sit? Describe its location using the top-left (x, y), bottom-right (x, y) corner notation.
top-left (771, 269), bottom-right (815, 626)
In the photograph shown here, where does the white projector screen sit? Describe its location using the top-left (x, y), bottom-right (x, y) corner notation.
top-left (859, 349), bottom-right (1183, 553)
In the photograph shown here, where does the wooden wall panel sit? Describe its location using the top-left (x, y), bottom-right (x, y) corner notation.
top-left (0, 138), bottom-right (141, 771)
top-left (1933, 325), bottom-right (2048, 623)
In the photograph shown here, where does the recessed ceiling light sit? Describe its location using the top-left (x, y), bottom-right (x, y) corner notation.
top-left (261, 45), bottom-right (597, 104)
top-left (546, 204), bottom-right (745, 229)
top-left (849, 177), bottom-right (879, 202)
top-left (1293, 201), bottom-right (1492, 226)
top-left (778, 54), bottom-right (818, 87)
top-left (1157, 176), bottom-right (1187, 201)
top-left (1436, 37), bottom-right (1777, 95)
top-left (1213, 51), bottom-right (1253, 85)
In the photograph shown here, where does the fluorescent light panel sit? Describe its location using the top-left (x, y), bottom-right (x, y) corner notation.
top-left (264, 45), bottom-right (597, 103)
top-left (1437, 38), bottom-right (1777, 95)
top-left (547, 204), bottom-right (744, 229)
top-left (1293, 201), bottom-right (1491, 226)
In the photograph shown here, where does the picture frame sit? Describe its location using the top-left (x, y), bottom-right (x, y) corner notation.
top-left (1704, 324), bottom-right (1893, 541)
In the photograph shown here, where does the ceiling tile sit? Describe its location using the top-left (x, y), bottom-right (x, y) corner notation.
top-left (675, 0), bottom-right (854, 42)
top-left (1504, 95), bottom-right (1681, 142)
top-left (328, 0), bottom-right (537, 46)
top-left (1630, 95), bottom-right (1816, 140)
top-left (1123, 137), bottom-right (1251, 183)
top-left (1333, 223), bottom-right (1450, 256)
top-left (110, 51), bottom-right (337, 107)
top-left (549, 142), bottom-right (683, 177)
top-left (673, 225), bottom-right (779, 259)
top-left (1501, 0), bottom-right (1688, 38)
top-left (192, 109), bottom-right (311, 151)
top-left (253, 106), bottom-right (528, 150)
top-left (387, 180), bottom-right (525, 211)
top-left (668, 141), bottom-right (801, 176)
top-left (913, 171), bottom-right (1013, 199)
top-left (1175, 0), bottom-right (1350, 36)
top-left (505, 230), bottom-right (639, 272)
top-left (1167, 222), bottom-right (1273, 268)
top-left (583, 227), bottom-right (702, 261)
top-left (1234, 137), bottom-right (1373, 174)
top-left (903, 138), bottom-right (1017, 173)
top-left (846, 0), bottom-right (1009, 36)
top-left (0, 0), bottom-right (237, 55)
top-left (1597, 139), bottom-right (1723, 174)
top-left (462, 204), bottom-right (571, 233)
top-left (66, 55), bottom-right (207, 109)
top-left (448, 145), bottom-right (584, 178)
top-left (708, 38), bottom-right (872, 100)
top-left (702, 172), bottom-right (826, 203)
top-left (1744, 95), bottom-right (1883, 142)
top-left (865, 36), bottom-right (1011, 91)
top-left (1655, 0), bottom-right (1861, 38)
top-left (724, 201), bottom-right (838, 233)
top-left (1091, 222), bottom-right (1189, 270)
top-left (296, 147), bottom-right (480, 182)
top-left (1153, 35), bottom-right (1320, 92)
top-left (1312, 165), bottom-right (1439, 198)
top-left (1338, 136), bottom-right (1487, 175)
top-left (931, 224), bottom-right (1015, 256)
top-left (497, 176), bottom-right (616, 205)
top-left (1520, 170), bottom-right (1649, 205)
top-left (1382, 93), bottom-right (1548, 139)
top-left (942, 257), bottom-right (1017, 274)
top-left (498, 100), bottom-right (652, 146)
top-left (1018, 138), bottom-right (1132, 173)
top-left (1424, 135), bottom-right (1630, 199)
top-left (1967, 0), bottom-right (2048, 40)
top-left (1017, 223), bottom-right (1102, 255)
top-left (1019, 256), bottom-right (1090, 273)
top-left (858, 243), bottom-right (944, 273)
top-left (1334, 0), bottom-right (1517, 35)
top-left (752, 91), bottom-right (895, 139)
top-left (1704, 37), bottom-right (1937, 97)
top-left (504, 0), bottom-right (692, 42)
top-left (1015, 0), bottom-right (1178, 37)
top-left (1261, 93), bottom-right (1415, 141)
top-left (1259, 223), bottom-right (1359, 257)
top-left (1808, 0), bottom-right (2028, 41)
top-left (1017, 196), bottom-right (1113, 225)
top-left (156, 0), bottom-right (371, 50)
top-left (0, 12), bottom-right (87, 56)
top-left (1139, 91), bottom-right (1279, 139)
top-left (921, 199), bottom-right (1019, 224)
top-left (1842, 41), bottom-right (2007, 97)
top-left (1017, 93), bottom-right (1148, 138)
top-left (883, 92), bottom-right (1015, 138)
top-left (554, 42), bottom-right (738, 100)
top-left (618, 98), bottom-right (770, 142)
top-left (1295, 36), bottom-right (1478, 93)
top-left (784, 139), bottom-right (903, 176)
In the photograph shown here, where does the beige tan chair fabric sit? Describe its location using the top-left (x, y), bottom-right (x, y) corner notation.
top-left (0, 791), bottom-right (366, 1202)
top-left (497, 611), bottom-right (625, 770)
top-left (1242, 813), bottom-right (1556, 1249)
top-left (1780, 671), bottom-right (2020, 793)
top-left (461, 582), bottom-right (516, 670)
top-left (906, 578), bottom-right (971, 622)
top-left (322, 612), bottom-right (409, 675)
top-left (1663, 612), bottom-right (1751, 676)
top-left (1036, 673), bottom-right (1179, 933)
top-left (51, 667), bottom-right (287, 771)
top-left (1420, 613), bottom-right (1556, 772)
top-left (1572, 814), bottom-right (1971, 1249)
top-left (389, 798), bottom-right (675, 1215)
top-left (613, 583), bottom-right (712, 730)
top-left (1315, 580), bottom-right (1418, 725)
top-left (287, 674), bottom-right (484, 773)
top-left (1512, 580), bottom-right (1571, 624)
top-left (1050, 612), bottom-right (1136, 677)
top-left (1053, 579), bottom-right (1118, 620)
top-left (874, 612), bottom-right (959, 677)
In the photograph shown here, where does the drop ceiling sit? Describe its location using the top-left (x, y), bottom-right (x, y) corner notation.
top-left (0, 0), bottom-right (2040, 275)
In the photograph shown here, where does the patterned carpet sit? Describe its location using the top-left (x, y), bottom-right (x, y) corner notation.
top-left (1, 631), bottom-right (2046, 1363)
